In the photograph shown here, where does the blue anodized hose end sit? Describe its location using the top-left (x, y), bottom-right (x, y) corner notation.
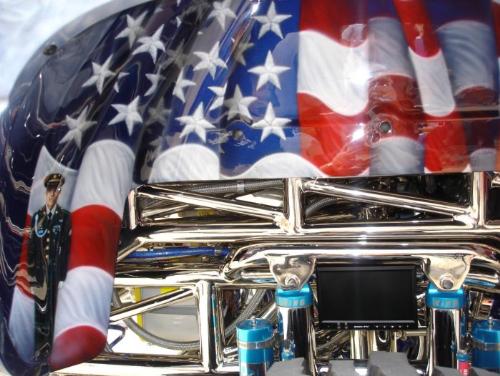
top-left (237, 317), bottom-right (274, 375)
top-left (426, 283), bottom-right (465, 310)
top-left (472, 318), bottom-right (500, 372)
top-left (276, 284), bottom-right (313, 361)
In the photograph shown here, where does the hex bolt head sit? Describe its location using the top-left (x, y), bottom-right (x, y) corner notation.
top-left (43, 44), bottom-right (58, 55)
top-left (284, 274), bottom-right (300, 289)
top-left (379, 121), bottom-right (392, 134)
top-left (440, 275), bottom-right (455, 290)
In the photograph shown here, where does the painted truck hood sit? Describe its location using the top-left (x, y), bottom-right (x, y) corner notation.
top-left (1, 0), bottom-right (499, 373)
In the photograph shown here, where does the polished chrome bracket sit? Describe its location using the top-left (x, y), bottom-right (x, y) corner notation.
top-left (424, 255), bottom-right (474, 291)
top-left (492, 172), bottom-right (500, 188)
top-left (268, 255), bottom-right (315, 289)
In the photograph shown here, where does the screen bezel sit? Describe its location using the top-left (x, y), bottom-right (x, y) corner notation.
top-left (316, 264), bottom-right (418, 330)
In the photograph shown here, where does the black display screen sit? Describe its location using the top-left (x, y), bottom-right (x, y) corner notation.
top-left (316, 265), bottom-right (418, 329)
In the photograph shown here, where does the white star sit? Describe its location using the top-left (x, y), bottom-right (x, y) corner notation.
top-left (165, 41), bottom-right (186, 69)
top-left (176, 103), bottom-right (215, 142)
top-left (115, 12), bottom-right (147, 47)
top-left (173, 68), bottom-right (195, 103)
top-left (109, 97), bottom-right (143, 135)
top-left (145, 72), bottom-right (162, 96)
top-left (59, 107), bottom-right (96, 149)
top-left (248, 51), bottom-right (289, 90)
top-left (208, 0), bottom-right (236, 29)
top-left (133, 25), bottom-right (165, 63)
top-left (254, 2), bottom-right (291, 39)
top-left (251, 102), bottom-right (290, 142)
top-left (208, 84), bottom-right (227, 111)
top-left (224, 85), bottom-right (256, 120)
top-left (147, 100), bottom-right (170, 126)
top-left (193, 42), bottom-right (227, 78)
top-left (113, 72), bottom-right (130, 92)
top-left (82, 56), bottom-right (115, 94)
top-left (234, 41), bottom-right (254, 66)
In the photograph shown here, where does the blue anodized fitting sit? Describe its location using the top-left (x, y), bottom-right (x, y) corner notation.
top-left (276, 284), bottom-right (313, 309)
top-left (426, 283), bottom-right (465, 310)
top-left (276, 284), bottom-right (313, 361)
top-left (237, 317), bottom-right (274, 376)
top-left (472, 318), bottom-right (500, 371)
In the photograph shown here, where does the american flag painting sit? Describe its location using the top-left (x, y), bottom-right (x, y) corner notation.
top-left (1, 0), bottom-right (500, 372)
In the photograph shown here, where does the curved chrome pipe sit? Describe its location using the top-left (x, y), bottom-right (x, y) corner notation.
top-left (222, 242), bottom-right (499, 291)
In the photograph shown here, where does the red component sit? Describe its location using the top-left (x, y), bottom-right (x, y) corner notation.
top-left (68, 205), bottom-right (121, 275)
top-left (392, 0), bottom-right (440, 57)
top-left (298, 93), bottom-right (370, 176)
top-left (16, 215), bottom-right (33, 298)
top-left (300, 0), bottom-right (368, 47)
top-left (49, 325), bottom-right (106, 370)
top-left (393, 0), bottom-right (468, 172)
top-left (492, 1), bottom-right (500, 170)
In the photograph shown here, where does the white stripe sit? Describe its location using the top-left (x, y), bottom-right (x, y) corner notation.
top-left (28, 146), bottom-right (78, 216)
top-left (368, 17), bottom-right (414, 80)
top-left (221, 153), bottom-right (326, 179)
top-left (425, 164), bottom-right (472, 174)
top-left (437, 21), bottom-right (496, 95)
top-left (469, 148), bottom-right (496, 171)
top-left (8, 286), bottom-right (34, 363)
top-left (298, 30), bottom-right (369, 116)
top-left (53, 266), bottom-right (113, 339)
top-left (149, 144), bottom-right (219, 183)
top-left (370, 137), bottom-right (423, 175)
top-left (409, 49), bottom-right (455, 117)
top-left (70, 140), bottom-right (134, 217)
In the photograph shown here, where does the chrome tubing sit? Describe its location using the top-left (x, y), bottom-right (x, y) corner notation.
top-left (276, 285), bottom-right (316, 374)
top-left (350, 331), bottom-right (369, 360)
top-left (223, 243), bottom-right (499, 292)
top-left (110, 288), bottom-right (193, 322)
top-left (56, 173), bottom-right (500, 375)
top-left (428, 308), bottom-right (463, 374)
top-left (302, 180), bottom-right (471, 219)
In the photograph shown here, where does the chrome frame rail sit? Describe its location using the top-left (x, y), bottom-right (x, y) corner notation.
top-left (57, 172), bottom-right (500, 376)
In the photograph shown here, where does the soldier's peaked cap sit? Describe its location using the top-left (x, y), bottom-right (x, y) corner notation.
top-left (44, 173), bottom-right (65, 188)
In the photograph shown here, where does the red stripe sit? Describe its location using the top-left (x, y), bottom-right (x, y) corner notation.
top-left (492, 2), bottom-right (500, 56)
top-left (423, 114), bottom-right (468, 171)
top-left (299, 0), bottom-right (371, 176)
top-left (491, 1), bottom-right (500, 170)
top-left (49, 325), bottom-right (106, 370)
top-left (16, 215), bottom-right (32, 297)
top-left (393, 0), bottom-right (468, 171)
top-left (69, 205), bottom-right (121, 275)
top-left (298, 93), bottom-right (370, 176)
top-left (393, 0), bottom-right (440, 57)
top-left (456, 86), bottom-right (497, 153)
top-left (300, 0), bottom-right (368, 46)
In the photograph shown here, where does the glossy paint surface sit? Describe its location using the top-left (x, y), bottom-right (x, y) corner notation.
top-left (0, 0), bottom-right (499, 373)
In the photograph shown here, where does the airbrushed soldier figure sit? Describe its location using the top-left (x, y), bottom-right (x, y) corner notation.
top-left (28, 173), bottom-right (71, 359)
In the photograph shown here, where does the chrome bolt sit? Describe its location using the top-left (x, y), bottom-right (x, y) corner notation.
top-left (379, 121), bottom-right (392, 134)
top-left (440, 275), bottom-right (455, 290)
top-left (284, 274), bottom-right (300, 289)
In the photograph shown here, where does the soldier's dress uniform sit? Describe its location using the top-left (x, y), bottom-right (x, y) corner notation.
top-left (27, 174), bottom-right (71, 358)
